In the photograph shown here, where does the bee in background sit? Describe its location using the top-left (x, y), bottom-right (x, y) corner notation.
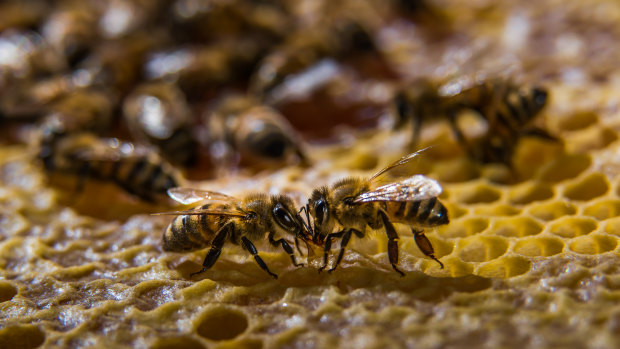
top-left (123, 82), bottom-right (197, 167)
top-left (306, 149), bottom-right (448, 276)
top-left (394, 77), bottom-right (556, 166)
top-left (38, 132), bottom-right (180, 202)
top-left (156, 187), bottom-right (312, 279)
top-left (205, 94), bottom-right (308, 171)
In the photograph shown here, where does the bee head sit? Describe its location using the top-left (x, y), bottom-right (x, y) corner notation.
top-left (270, 195), bottom-right (304, 236)
top-left (308, 186), bottom-right (334, 243)
top-left (531, 87), bottom-right (548, 112)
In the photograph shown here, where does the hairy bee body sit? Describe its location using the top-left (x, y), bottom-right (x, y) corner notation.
top-left (160, 190), bottom-right (311, 279)
top-left (306, 151), bottom-right (449, 275)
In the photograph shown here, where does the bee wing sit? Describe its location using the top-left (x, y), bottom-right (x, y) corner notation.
top-left (354, 175), bottom-right (442, 203)
top-left (152, 208), bottom-right (246, 217)
top-left (369, 146), bottom-right (433, 183)
top-left (167, 187), bottom-right (237, 205)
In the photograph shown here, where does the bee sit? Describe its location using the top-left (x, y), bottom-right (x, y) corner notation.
top-left (123, 82), bottom-right (197, 167)
top-left (305, 149), bottom-right (448, 276)
top-left (205, 94), bottom-right (308, 170)
top-left (157, 187), bottom-right (312, 279)
top-left (394, 77), bottom-right (555, 165)
top-left (38, 132), bottom-right (180, 202)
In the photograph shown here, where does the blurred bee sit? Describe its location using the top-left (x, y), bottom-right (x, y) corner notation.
top-left (394, 77), bottom-right (555, 165)
top-left (250, 19), bottom-right (376, 98)
top-left (38, 132), bottom-right (180, 202)
top-left (123, 82), bottom-right (197, 166)
top-left (205, 94), bottom-right (308, 171)
top-left (306, 149), bottom-right (448, 276)
top-left (157, 187), bottom-right (312, 279)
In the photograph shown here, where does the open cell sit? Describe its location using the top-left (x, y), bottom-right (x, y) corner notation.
top-left (508, 182), bottom-right (554, 205)
top-left (457, 236), bottom-right (509, 263)
top-left (492, 217), bottom-right (543, 237)
top-left (549, 217), bottom-right (598, 238)
top-left (454, 184), bottom-right (502, 204)
top-left (563, 173), bottom-right (610, 201)
top-left (526, 201), bottom-right (576, 221)
top-left (475, 256), bottom-right (532, 278)
top-left (437, 217), bottom-right (489, 238)
top-left (557, 111), bottom-right (599, 131)
top-left (0, 325), bottom-right (45, 349)
top-left (513, 236), bottom-right (565, 257)
top-left (538, 154), bottom-right (592, 183)
top-left (196, 307), bottom-right (248, 341)
top-left (0, 281), bottom-right (17, 303)
top-left (569, 235), bottom-right (618, 255)
top-left (584, 200), bottom-right (620, 220)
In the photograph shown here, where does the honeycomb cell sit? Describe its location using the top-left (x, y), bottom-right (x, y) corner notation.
top-left (563, 173), bottom-right (609, 201)
top-left (444, 202), bottom-right (469, 219)
top-left (472, 204), bottom-right (520, 216)
top-left (0, 325), bottom-right (45, 349)
top-left (436, 217), bottom-right (489, 238)
top-left (196, 307), bottom-right (248, 341)
top-left (538, 154), bottom-right (592, 183)
top-left (549, 217), bottom-right (599, 238)
top-left (604, 217), bottom-right (620, 236)
top-left (508, 182), bottom-right (554, 205)
top-left (569, 235), bottom-right (618, 255)
top-left (457, 236), bottom-right (509, 263)
top-left (513, 236), bottom-right (565, 257)
top-left (568, 127), bottom-right (619, 153)
top-left (151, 336), bottom-right (206, 349)
top-left (557, 111), bottom-right (598, 131)
top-left (454, 184), bottom-right (502, 204)
top-left (493, 217), bottom-right (543, 237)
top-left (432, 158), bottom-right (480, 183)
top-left (0, 281), bottom-right (17, 302)
top-left (584, 200), bottom-right (620, 220)
top-left (526, 200), bottom-right (576, 221)
top-left (475, 256), bottom-right (532, 278)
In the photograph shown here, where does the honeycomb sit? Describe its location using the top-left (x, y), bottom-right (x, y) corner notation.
top-left (3, 0), bottom-right (620, 348)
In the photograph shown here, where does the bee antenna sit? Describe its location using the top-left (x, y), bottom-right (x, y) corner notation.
top-left (297, 205), bottom-right (314, 237)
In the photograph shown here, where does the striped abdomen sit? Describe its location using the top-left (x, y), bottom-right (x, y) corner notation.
top-left (163, 204), bottom-right (228, 252)
top-left (487, 84), bottom-right (548, 135)
top-left (384, 197), bottom-right (449, 228)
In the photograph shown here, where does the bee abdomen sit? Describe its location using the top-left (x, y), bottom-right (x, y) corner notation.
top-left (163, 214), bottom-right (212, 252)
top-left (387, 197), bottom-right (448, 227)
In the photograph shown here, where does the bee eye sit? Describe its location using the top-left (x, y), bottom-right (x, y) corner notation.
top-left (273, 205), bottom-right (297, 230)
top-left (314, 199), bottom-right (328, 226)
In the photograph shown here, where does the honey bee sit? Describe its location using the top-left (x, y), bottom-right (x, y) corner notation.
top-left (123, 82), bottom-right (197, 166)
top-left (205, 94), bottom-right (308, 170)
top-left (305, 149), bottom-right (448, 276)
top-left (394, 77), bottom-right (555, 165)
top-left (157, 187), bottom-right (312, 279)
top-left (38, 132), bottom-right (180, 202)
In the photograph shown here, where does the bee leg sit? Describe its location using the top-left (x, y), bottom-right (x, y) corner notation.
top-left (190, 222), bottom-right (232, 278)
top-left (318, 230), bottom-right (346, 274)
top-left (327, 228), bottom-right (359, 274)
top-left (241, 236), bottom-right (278, 279)
top-left (447, 110), bottom-right (468, 147)
top-left (268, 232), bottom-right (304, 267)
top-left (378, 210), bottom-right (405, 277)
top-left (411, 228), bottom-right (444, 269)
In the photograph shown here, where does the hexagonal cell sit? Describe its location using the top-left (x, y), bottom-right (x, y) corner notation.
top-left (443, 202), bottom-right (469, 219)
top-left (567, 127), bottom-right (619, 153)
top-left (513, 236), bottom-right (565, 257)
top-left (549, 217), bottom-right (599, 238)
top-left (569, 235), bottom-right (618, 255)
top-left (0, 281), bottom-right (17, 302)
top-left (563, 173), bottom-right (610, 201)
top-left (196, 307), bottom-right (248, 341)
top-left (526, 200), bottom-right (576, 221)
top-left (584, 200), bottom-right (620, 220)
top-left (492, 217), bottom-right (543, 237)
top-left (475, 255), bottom-right (532, 278)
top-left (557, 111), bottom-right (598, 131)
top-left (538, 153), bottom-right (591, 183)
top-left (508, 182), bottom-right (555, 205)
top-left (432, 158), bottom-right (480, 183)
top-left (457, 236), bottom-right (509, 263)
top-left (453, 183), bottom-right (502, 204)
top-left (0, 325), bottom-right (45, 349)
top-left (604, 217), bottom-right (620, 236)
top-left (473, 204), bottom-right (521, 217)
top-left (436, 217), bottom-right (489, 239)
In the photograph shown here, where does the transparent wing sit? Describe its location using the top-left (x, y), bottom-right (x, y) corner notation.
top-left (354, 175), bottom-right (442, 203)
top-left (166, 187), bottom-right (237, 205)
top-left (152, 208), bottom-right (246, 217)
top-left (369, 146), bottom-right (433, 183)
